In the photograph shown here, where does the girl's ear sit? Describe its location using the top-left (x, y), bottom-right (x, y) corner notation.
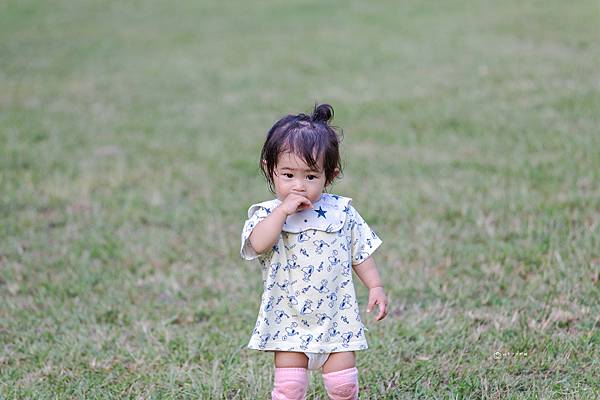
top-left (261, 159), bottom-right (267, 167)
top-left (332, 168), bottom-right (340, 179)
top-left (326, 168), bottom-right (340, 188)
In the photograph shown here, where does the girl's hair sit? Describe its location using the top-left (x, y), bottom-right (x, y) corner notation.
top-left (260, 103), bottom-right (344, 194)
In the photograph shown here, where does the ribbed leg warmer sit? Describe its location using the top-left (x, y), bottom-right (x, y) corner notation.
top-left (271, 367), bottom-right (309, 400)
top-left (322, 367), bottom-right (359, 400)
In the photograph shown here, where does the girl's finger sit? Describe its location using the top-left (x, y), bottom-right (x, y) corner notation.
top-left (376, 303), bottom-right (385, 320)
top-left (367, 298), bottom-right (376, 313)
top-left (378, 300), bottom-right (388, 319)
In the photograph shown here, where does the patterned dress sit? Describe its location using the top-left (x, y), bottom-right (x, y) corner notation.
top-left (240, 193), bottom-right (382, 353)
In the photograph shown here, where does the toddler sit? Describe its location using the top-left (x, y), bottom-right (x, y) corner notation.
top-left (240, 104), bottom-right (388, 400)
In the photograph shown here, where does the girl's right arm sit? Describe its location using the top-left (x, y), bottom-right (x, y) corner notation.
top-left (248, 193), bottom-right (312, 254)
top-left (248, 206), bottom-right (288, 254)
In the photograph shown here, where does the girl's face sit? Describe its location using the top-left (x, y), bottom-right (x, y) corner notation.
top-left (264, 152), bottom-right (333, 204)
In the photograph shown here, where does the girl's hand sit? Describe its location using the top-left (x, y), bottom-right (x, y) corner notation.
top-left (367, 286), bottom-right (388, 321)
top-left (278, 193), bottom-right (313, 216)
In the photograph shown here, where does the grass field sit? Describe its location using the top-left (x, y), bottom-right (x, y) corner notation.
top-left (1, 0), bottom-right (599, 398)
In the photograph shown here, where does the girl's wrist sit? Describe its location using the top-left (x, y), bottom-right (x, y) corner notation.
top-left (273, 205), bottom-right (290, 218)
top-left (369, 285), bottom-right (384, 290)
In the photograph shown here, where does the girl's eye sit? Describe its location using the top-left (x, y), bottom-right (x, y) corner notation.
top-left (307, 175), bottom-right (318, 180)
top-left (284, 173), bottom-right (293, 178)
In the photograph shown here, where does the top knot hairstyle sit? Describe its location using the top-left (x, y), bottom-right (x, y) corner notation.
top-left (260, 103), bottom-right (344, 194)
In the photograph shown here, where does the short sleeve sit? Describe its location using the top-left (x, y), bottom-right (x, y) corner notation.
top-left (350, 205), bottom-right (383, 265)
top-left (240, 206), bottom-right (271, 261)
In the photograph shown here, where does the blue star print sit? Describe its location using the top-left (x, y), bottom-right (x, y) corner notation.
top-left (314, 206), bottom-right (327, 219)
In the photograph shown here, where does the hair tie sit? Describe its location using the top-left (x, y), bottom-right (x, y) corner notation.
top-left (311, 103), bottom-right (333, 124)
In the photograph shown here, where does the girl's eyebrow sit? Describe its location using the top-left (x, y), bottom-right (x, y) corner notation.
top-left (280, 167), bottom-right (320, 173)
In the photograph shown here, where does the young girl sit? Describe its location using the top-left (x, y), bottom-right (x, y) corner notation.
top-left (240, 104), bottom-right (388, 400)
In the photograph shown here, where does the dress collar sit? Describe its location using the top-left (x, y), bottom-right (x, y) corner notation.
top-left (247, 193), bottom-right (352, 233)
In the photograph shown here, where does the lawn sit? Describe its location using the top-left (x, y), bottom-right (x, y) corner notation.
top-left (1, 0), bottom-right (599, 398)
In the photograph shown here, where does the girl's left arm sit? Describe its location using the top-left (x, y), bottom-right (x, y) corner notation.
top-left (353, 256), bottom-right (383, 289)
top-left (353, 256), bottom-right (388, 321)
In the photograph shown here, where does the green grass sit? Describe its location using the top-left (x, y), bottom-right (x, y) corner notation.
top-left (1, 0), bottom-right (599, 398)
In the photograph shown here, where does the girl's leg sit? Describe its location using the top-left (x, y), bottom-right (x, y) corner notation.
top-left (272, 351), bottom-right (309, 400)
top-left (274, 351), bottom-right (309, 368)
top-left (321, 351), bottom-right (358, 400)
top-left (321, 351), bottom-right (354, 374)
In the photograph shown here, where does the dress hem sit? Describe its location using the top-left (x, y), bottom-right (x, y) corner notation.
top-left (246, 340), bottom-right (368, 353)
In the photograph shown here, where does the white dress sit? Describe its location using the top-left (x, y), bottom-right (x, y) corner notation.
top-left (240, 193), bottom-right (382, 353)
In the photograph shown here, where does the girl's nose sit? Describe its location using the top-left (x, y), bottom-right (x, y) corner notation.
top-left (292, 181), bottom-right (306, 192)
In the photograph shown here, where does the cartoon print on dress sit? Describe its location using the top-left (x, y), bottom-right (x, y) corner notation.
top-left (341, 261), bottom-right (352, 277)
top-left (354, 250), bottom-right (371, 263)
top-left (264, 296), bottom-right (275, 312)
top-left (340, 279), bottom-right (351, 288)
top-left (328, 250), bottom-right (340, 272)
top-left (272, 330), bottom-right (280, 340)
top-left (316, 311), bottom-right (338, 326)
top-left (266, 281), bottom-right (276, 290)
top-left (301, 319), bottom-right (310, 328)
top-left (340, 239), bottom-right (349, 252)
top-left (270, 262), bottom-right (281, 279)
top-left (341, 331), bottom-right (354, 348)
top-left (274, 309), bottom-right (290, 324)
top-left (287, 294), bottom-right (298, 305)
top-left (259, 332), bottom-right (271, 349)
top-left (353, 307), bottom-right (362, 321)
top-left (284, 254), bottom-right (300, 271)
top-left (326, 292), bottom-right (337, 308)
top-left (275, 295), bottom-right (284, 305)
top-left (328, 322), bottom-right (340, 337)
top-left (300, 334), bottom-right (313, 350)
top-left (316, 261), bottom-right (324, 272)
top-left (285, 322), bottom-right (299, 337)
top-left (341, 315), bottom-right (350, 324)
top-left (313, 279), bottom-right (329, 293)
top-left (298, 230), bottom-right (316, 243)
top-left (300, 248), bottom-right (309, 257)
top-left (301, 265), bottom-right (314, 282)
top-left (301, 284), bottom-right (312, 294)
top-left (276, 279), bottom-right (296, 294)
top-left (316, 298), bottom-right (325, 309)
top-left (272, 244), bottom-right (279, 254)
top-left (325, 224), bottom-right (337, 233)
top-left (339, 294), bottom-right (353, 310)
top-left (300, 299), bottom-right (314, 315)
top-left (313, 239), bottom-right (330, 255)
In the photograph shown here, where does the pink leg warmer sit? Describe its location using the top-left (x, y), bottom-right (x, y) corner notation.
top-left (271, 367), bottom-right (309, 400)
top-left (322, 367), bottom-right (359, 400)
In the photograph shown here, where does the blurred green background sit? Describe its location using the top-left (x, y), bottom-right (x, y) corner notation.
top-left (1, 0), bottom-right (599, 398)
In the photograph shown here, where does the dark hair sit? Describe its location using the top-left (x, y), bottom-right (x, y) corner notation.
top-left (260, 103), bottom-right (344, 194)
